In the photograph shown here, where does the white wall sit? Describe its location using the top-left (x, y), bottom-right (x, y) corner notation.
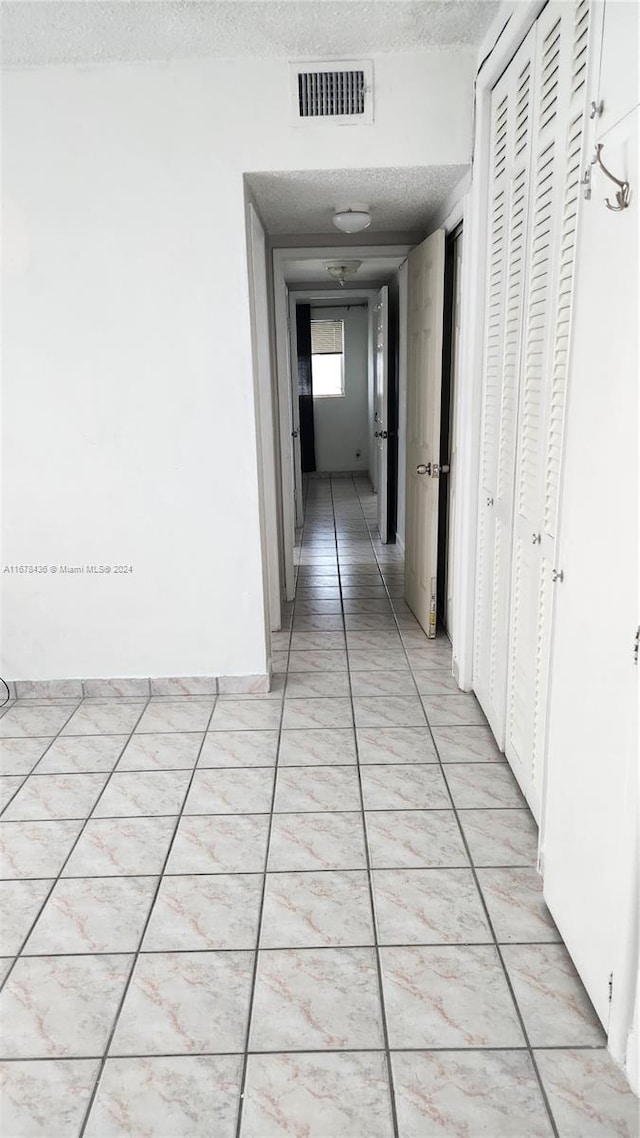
top-left (311, 305), bottom-right (369, 473)
top-left (1, 49), bottom-right (475, 679)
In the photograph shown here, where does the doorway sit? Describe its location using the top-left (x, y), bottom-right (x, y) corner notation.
top-left (437, 223), bottom-right (463, 638)
top-left (272, 248), bottom-right (410, 600)
top-left (297, 301), bottom-right (370, 478)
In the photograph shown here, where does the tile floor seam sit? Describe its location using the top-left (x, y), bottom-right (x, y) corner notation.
top-left (75, 694), bottom-right (219, 1138)
top-left (332, 474), bottom-right (402, 1138)
top-left (355, 512), bottom-right (564, 1138)
top-left (0, 698), bottom-right (153, 999)
top-left (348, 472), bottom-right (564, 1138)
top-left (0, 700), bottom-right (86, 817)
top-left (0, 1042), bottom-right (612, 1063)
top-left (233, 493), bottom-right (296, 1138)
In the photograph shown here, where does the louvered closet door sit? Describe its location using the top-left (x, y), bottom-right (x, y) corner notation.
top-left (505, 0), bottom-right (591, 819)
top-left (473, 30), bottom-right (535, 744)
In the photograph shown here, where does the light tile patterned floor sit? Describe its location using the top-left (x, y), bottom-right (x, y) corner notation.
top-left (0, 475), bottom-right (637, 1137)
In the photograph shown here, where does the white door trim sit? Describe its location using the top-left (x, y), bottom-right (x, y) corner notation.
top-left (273, 276), bottom-right (297, 601)
top-left (246, 202), bottom-right (281, 634)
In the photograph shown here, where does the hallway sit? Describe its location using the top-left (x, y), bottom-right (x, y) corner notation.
top-left (0, 476), bottom-right (636, 1136)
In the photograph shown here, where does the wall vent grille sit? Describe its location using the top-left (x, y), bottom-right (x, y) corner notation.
top-left (298, 70), bottom-right (365, 117)
top-left (290, 61), bottom-right (373, 125)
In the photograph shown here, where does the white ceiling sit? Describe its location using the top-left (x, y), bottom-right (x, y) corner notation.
top-left (2, 1), bottom-right (500, 68)
top-left (284, 253), bottom-right (407, 284)
top-left (247, 164), bottom-right (468, 236)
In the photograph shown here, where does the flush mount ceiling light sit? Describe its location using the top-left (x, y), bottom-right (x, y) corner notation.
top-left (325, 260), bottom-right (363, 287)
top-left (332, 203), bottom-right (371, 234)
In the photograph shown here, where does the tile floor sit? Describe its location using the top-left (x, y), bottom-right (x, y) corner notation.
top-left (0, 474), bottom-right (637, 1137)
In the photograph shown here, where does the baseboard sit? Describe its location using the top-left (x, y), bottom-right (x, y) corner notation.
top-left (6, 674), bottom-right (271, 699)
top-left (307, 470), bottom-right (369, 479)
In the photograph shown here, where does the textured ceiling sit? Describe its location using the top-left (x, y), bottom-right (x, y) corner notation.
top-left (246, 164), bottom-right (468, 235)
top-left (2, 1), bottom-right (500, 67)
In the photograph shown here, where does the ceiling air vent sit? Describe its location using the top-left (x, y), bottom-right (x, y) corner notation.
top-left (290, 61), bottom-right (373, 126)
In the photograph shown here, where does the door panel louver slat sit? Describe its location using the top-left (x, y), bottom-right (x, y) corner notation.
top-left (503, 0), bottom-right (590, 818)
top-left (474, 30), bottom-right (535, 740)
top-left (474, 0), bottom-right (591, 817)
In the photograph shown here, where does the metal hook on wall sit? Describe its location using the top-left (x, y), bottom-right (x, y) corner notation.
top-left (590, 143), bottom-right (631, 211)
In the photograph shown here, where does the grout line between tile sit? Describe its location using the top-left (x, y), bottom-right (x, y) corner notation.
top-left (233, 485), bottom-right (297, 1138)
top-left (0, 701), bottom-right (151, 995)
top-left (331, 475), bottom-right (401, 1138)
top-left (76, 696), bottom-right (220, 1137)
top-left (348, 473), bottom-right (562, 1138)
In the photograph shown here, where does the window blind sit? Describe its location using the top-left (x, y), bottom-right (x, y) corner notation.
top-left (311, 320), bottom-right (344, 355)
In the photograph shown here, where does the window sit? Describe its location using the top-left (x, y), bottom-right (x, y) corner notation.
top-left (311, 319), bottom-right (345, 397)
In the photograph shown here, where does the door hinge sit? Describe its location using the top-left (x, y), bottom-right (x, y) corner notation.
top-left (608, 972), bottom-right (614, 1003)
top-left (634, 627), bottom-right (640, 666)
top-left (581, 166), bottom-right (592, 200)
top-left (551, 569), bottom-right (564, 583)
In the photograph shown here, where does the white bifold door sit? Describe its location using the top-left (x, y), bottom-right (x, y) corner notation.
top-left (405, 230), bottom-right (445, 637)
top-left (374, 286), bottom-right (390, 542)
top-left (474, 0), bottom-right (592, 819)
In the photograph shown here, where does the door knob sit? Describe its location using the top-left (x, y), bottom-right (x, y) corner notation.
top-left (417, 463), bottom-right (431, 475)
top-left (380, 430), bottom-right (388, 439)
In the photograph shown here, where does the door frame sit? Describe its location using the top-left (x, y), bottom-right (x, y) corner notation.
top-left (287, 293), bottom-right (304, 530)
top-left (373, 285), bottom-right (390, 543)
top-left (273, 277), bottom-right (297, 601)
top-left (245, 201), bottom-right (282, 635)
top-left (437, 222), bottom-right (464, 638)
top-left (272, 247), bottom-right (410, 600)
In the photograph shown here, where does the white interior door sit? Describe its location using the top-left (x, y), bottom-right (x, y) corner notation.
top-left (473, 27), bottom-right (536, 745)
top-left (404, 229), bottom-right (445, 637)
top-left (542, 16), bottom-right (639, 1052)
top-left (505, 1), bottom-right (590, 819)
top-left (374, 286), bottom-right (389, 542)
top-left (445, 228), bottom-right (463, 639)
top-left (288, 296), bottom-right (304, 530)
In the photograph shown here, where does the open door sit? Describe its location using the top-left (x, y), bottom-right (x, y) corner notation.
top-left (288, 296), bottom-right (304, 529)
top-left (404, 229), bottom-right (446, 637)
top-left (374, 286), bottom-right (389, 542)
